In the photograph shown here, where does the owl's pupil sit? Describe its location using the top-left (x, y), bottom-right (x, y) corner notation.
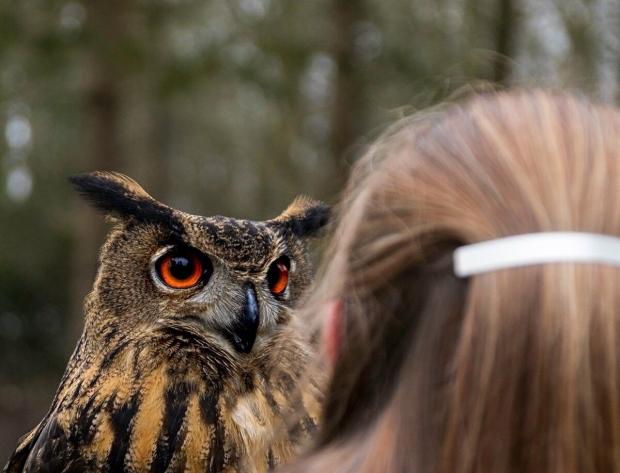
top-left (169, 255), bottom-right (194, 280)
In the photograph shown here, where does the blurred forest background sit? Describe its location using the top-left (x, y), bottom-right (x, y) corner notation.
top-left (1, 0), bottom-right (619, 459)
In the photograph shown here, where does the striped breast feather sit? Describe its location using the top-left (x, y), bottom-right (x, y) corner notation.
top-left (4, 374), bottom-right (231, 472)
top-left (106, 376), bottom-right (232, 472)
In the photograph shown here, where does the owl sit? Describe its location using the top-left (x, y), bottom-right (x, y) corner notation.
top-left (5, 171), bottom-right (329, 473)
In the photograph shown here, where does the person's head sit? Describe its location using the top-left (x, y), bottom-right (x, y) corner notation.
top-left (293, 90), bottom-right (620, 473)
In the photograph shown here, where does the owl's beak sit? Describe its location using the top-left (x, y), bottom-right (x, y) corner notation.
top-left (224, 283), bottom-right (259, 353)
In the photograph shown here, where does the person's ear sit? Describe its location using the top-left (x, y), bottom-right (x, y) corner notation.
top-left (322, 299), bottom-right (343, 368)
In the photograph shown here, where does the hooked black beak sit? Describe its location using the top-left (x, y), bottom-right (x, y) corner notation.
top-left (224, 283), bottom-right (259, 353)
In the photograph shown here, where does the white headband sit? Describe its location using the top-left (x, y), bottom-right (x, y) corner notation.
top-left (454, 232), bottom-right (620, 277)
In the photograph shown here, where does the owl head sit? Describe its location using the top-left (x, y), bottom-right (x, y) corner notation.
top-left (71, 171), bottom-right (329, 354)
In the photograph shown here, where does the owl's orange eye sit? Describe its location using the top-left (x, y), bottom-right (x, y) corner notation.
top-left (156, 249), bottom-right (210, 289)
top-left (267, 256), bottom-right (290, 296)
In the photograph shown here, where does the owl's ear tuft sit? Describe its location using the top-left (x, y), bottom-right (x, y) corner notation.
top-left (69, 171), bottom-right (182, 231)
top-left (272, 196), bottom-right (330, 238)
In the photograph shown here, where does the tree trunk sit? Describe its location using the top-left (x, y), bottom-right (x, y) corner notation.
top-left (143, 5), bottom-right (174, 203)
top-left (70, 1), bottom-right (128, 338)
top-left (493, 0), bottom-right (517, 85)
top-left (330, 0), bottom-right (364, 193)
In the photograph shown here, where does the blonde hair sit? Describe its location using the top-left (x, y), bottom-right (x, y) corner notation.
top-left (288, 90), bottom-right (620, 473)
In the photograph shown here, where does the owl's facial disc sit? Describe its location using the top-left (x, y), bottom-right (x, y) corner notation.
top-left (150, 244), bottom-right (267, 354)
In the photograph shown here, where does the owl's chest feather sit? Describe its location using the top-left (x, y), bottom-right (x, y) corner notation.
top-left (40, 339), bottom-right (319, 473)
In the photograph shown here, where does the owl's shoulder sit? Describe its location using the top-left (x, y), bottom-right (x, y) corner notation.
top-left (4, 413), bottom-right (87, 473)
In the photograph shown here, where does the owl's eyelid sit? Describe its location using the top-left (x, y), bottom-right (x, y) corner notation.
top-left (151, 244), bottom-right (176, 262)
top-left (266, 253), bottom-right (292, 270)
top-left (152, 243), bottom-right (211, 261)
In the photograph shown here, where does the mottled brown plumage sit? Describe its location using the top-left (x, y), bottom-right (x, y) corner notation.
top-left (5, 172), bottom-right (329, 473)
